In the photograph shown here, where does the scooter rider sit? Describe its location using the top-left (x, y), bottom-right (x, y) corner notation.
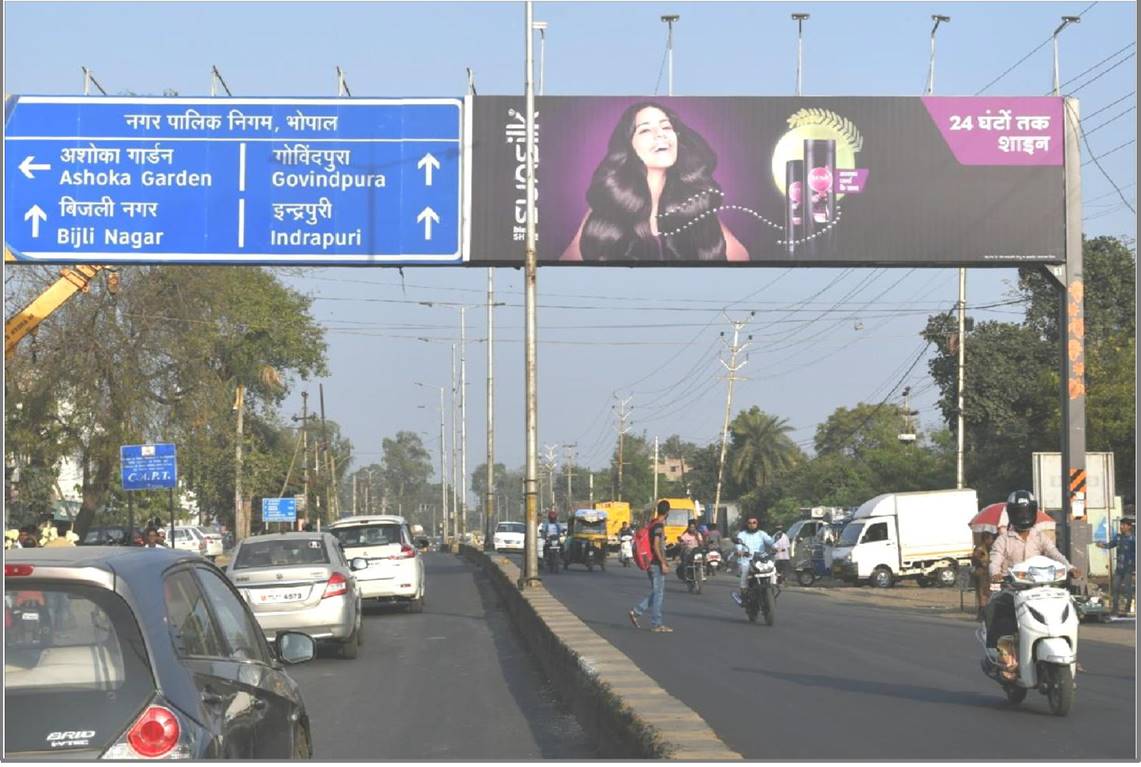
top-left (985, 490), bottom-right (1081, 650)
top-left (732, 515), bottom-right (775, 606)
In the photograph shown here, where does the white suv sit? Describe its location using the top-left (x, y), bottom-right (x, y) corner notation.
top-left (327, 516), bottom-right (425, 612)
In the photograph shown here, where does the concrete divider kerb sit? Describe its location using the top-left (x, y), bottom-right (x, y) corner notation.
top-left (459, 546), bottom-right (742, 760)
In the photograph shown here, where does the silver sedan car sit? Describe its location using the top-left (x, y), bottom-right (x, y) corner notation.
top-left (226, 533), bottom-right (366, 659)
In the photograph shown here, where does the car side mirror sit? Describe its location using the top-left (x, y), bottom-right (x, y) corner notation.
top-left (275, 631), bottom-right (316, 665)
top-left (350, 557), bottom-right (369, 571)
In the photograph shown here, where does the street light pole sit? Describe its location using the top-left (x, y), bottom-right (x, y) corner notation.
top-left (486, 270), bottom-right (496, 548)
top-left (1052, 16), bottom-right (1081, 95)
top-left (532, 20), bottom-right (549, 96)
top-left (792, 13), bottom-right (809, 96)
top-left (459, 306), bottom-right (468, 546)
top-left (522, 0), bottom-right (541, 587)
top-left (926, 15), bottom-right (950, 95)
top-left (661, 15), bottom-right (679, 96)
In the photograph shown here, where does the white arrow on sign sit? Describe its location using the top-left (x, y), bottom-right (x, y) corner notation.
top-left (19, 155), bottom-right (52, 179)
top-left (417, 153), bottom-right (440, 186)
top-left (24, 205), bottom-right (47, 238)
top-left (417, 207), bottom-right (440, 240)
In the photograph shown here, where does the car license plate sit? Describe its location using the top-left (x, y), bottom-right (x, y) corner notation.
top-left (256, 589), bottom-right (306, 604)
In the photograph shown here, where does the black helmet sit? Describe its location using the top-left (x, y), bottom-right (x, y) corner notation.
top-left (1005, 490), bottom-right (1038, 531)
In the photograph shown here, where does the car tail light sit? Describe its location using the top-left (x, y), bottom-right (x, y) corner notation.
top-left (102, 702), bottom-right (191, 760)
top-left (5, 564), bottom-right (34, 577)
top-left (390, 545), bottom-right (416, 560)
top-left (323, 572), bottom-right (349, 599)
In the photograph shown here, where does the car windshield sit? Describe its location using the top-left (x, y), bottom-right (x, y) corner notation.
top-left (838, 522), bottom-right (863, 546)
top-left (496, 523), bottom-right (526, 534)
top-left (233, 538), bottom-right (329, 569)
top-left (5, 581), bottom-right (154, 754)
top-left (330, 524), bottom-right (405, 548)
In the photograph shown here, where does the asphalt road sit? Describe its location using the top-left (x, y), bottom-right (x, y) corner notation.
top-left (507, 552), bottom-right (1136, 760)
top-left (286, 553), bottom-right (595, 760)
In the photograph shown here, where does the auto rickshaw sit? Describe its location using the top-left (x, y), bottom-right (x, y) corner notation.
top-left (563, 509), bottom-right (608, 571)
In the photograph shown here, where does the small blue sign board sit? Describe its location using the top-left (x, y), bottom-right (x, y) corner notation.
top-left (120, 443), bottom-right (178, 491)
top-left (4, 96), bottom-right (463, 264)
top-left (262, 497), bottom-right (298, 523)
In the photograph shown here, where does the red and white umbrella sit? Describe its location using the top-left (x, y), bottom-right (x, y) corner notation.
top-left (969, 502), bottom-right (1056, 535)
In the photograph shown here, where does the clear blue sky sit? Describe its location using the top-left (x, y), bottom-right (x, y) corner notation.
top-left (5, 2), bottom-right (1136, 501)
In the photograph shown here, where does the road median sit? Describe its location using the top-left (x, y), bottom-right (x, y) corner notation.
top-left (460, 545), bottom-right (741, 760)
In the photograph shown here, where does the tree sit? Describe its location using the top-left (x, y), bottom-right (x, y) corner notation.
top-left (611, 433), bottom-right (654, 507)
top-left (728, 407), bottom-right (803, 490)
top-left (4, 266), bottom-right (327, 535)
top-left (380, 431), bottom-right (433, 516)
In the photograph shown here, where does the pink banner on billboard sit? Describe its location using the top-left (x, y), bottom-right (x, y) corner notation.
top-left (921, 97), bottom-right (1064, 166)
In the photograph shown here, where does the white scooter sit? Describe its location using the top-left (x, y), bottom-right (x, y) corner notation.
top-left (977, 556), bottom-right (1079, 716)
top-left (618, 533), bottom-right (634, 567)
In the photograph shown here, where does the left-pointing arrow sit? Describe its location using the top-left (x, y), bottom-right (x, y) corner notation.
top-left (19, 155), bottom-right (52, 180)
top-left (24, 205), bottom-right (47, 238)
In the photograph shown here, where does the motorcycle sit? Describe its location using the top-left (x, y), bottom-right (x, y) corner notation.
top-left (618, 533), bottom-right (634, 567)
top-left (977, 556), bottom-right (1078, 716)
top-left (739, 549), bottom-right (779, 625)
top-left (703, 547), bottom-right (723, 577)
top-left (543, 535), bottom-right (563, 575)
top-left (675, 546), bottom-right (706, 594)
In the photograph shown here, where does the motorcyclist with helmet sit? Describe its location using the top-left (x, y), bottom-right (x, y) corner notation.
top-left (984, 490), bottom-right (1081, 651)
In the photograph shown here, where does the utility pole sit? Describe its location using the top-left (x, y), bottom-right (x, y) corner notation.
top-left (1052, 16), bottom-right (1081, 96)
top-left (438, 386), bottom-right (447, 540)
top-left (713, 313), bottom-right (753, 529)
top-left (486, 269), bottom-right (496, 547)
top-left (233, 384), bottom-right (246, 541)
top-left (449, 344), bottom-right (458, 547)
top-left (352, 473), bottom-right (358, 516)
top-left (460, 307), bottom-right (468, 544)
top-left (319, 384), bottom-right (336, 528)
top-left (653, 436), bottom-right (660, 502)
top-left (301, 392), bottom-right (310, 526)
top-left (522, 0), bottom-right (541, 588)
top-left (661, 15), bottom-right (679, 96)
top-left (589, 472), bottom-right (595, 507)
top-left (532, 20), bottom-right (549, 96)
top-left (563, 444), bottom-right (577, 509)
top-left (925, 15), bottom-right (950, 95)
top-left (792, 13), bottom-right (810, 96)
top-left (366, 468), bottom-right (374, 514)
top-left (614, 396), bottom-right (633, 501)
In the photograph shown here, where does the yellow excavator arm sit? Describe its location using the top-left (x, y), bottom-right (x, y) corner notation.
top-left (4, 262), bottom-right (106, 359)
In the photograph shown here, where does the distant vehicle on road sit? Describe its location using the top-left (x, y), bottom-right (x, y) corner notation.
top-left (4, 546), bottom-right (316, 759)
top-left (171, 525), bottom-right (224, 560)
top-left (327, 516), bottom-right (426, 613)
top-left (493, 521), bottom-right (527, 552)
top-left (227, 533), bottom-right (366, 659)
top-left (831, 488), bottom-right (977, 588)
top-left (80, 526), bottom-right (144, 546)
top-left (594, 501), bottom-right (631, 548)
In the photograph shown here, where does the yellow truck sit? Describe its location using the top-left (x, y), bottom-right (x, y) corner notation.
top-left (655, 497), bottom-right (699, 546)
top-left (593, 501), bottom-right (631, 549)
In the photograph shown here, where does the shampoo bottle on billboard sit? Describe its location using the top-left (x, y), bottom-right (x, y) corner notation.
top-left (804, 139), bottom-right (836, 253)
top-left (785, 159), bottom-right (805, 257)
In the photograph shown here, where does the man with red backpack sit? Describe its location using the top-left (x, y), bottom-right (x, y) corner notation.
top-left (628, 501), bottom-right (673, 633)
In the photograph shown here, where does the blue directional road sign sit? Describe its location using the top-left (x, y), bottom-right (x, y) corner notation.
top-left (4, 96), bottom-right (463, 264)
top-left (262, 497), bottom-right (298, 523)
top-left (120, 443), bottom-right (178, 491)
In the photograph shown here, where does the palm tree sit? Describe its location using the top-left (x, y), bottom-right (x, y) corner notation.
top-left (729, 407), bottom-right (801, 490)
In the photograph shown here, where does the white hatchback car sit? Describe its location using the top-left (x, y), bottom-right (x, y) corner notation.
top-left (327, 516), bottom-right (425, 612)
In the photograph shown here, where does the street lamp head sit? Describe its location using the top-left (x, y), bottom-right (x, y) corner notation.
top-left (932, 14), bottom-right (951, 22)
top-left (792, 13), bottom-right (810, 21)
top-left (661, 14), bottom-right (679, 23)
top-left (1054, 15), bottom-right (1080, 34)
top-left (532, 20), bottom-right (548, 31)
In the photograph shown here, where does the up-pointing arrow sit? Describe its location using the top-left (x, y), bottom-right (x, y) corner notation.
top-left (417, 153), bottom-right (440, 186)
top-left (24, 205), bottom-right (47, 238)
top-left (417, 207), bottom-right (440, 240)
top-left (19, 155), bottom-right (52, 180)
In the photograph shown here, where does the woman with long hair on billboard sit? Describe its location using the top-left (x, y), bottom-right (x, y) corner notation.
top-left (560, 102), bottom-right (748, 263)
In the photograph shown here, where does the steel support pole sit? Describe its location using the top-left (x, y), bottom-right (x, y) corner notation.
top-left (460, 306), bottom-right (468, 545)
top-left (653, 436), bottom-right (660, 503)
top-left (522, 0), bottom-right (541, 587)
top-left (451, 344), bottom-right (459, 548)
top-left (956, 269), bottom-right (966, 488)
top-left (234, 384), bottom-right (246, 541)
top-left (1059, 97), bottom-right (1087, 580)
top-left (440, 386), bottom-right (447, 540)
top-left (486, 269), bottom-right (496, 547)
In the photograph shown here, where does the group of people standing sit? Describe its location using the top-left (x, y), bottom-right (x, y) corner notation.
top-left (627, 501), bottom-right (792, 633)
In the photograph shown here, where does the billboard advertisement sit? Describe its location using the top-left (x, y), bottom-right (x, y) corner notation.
top-left (469, 96), bottom-right (1067, 267)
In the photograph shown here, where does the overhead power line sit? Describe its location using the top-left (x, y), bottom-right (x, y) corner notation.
top-left (1049, 41), bottom-right (1136, 93)
top-left (1069, 52), bottom-right (1137, 95)
top-left (1083, 90), bottom-right (1136, 121)
top-left (975, 1), bottom-right (1098, 94)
